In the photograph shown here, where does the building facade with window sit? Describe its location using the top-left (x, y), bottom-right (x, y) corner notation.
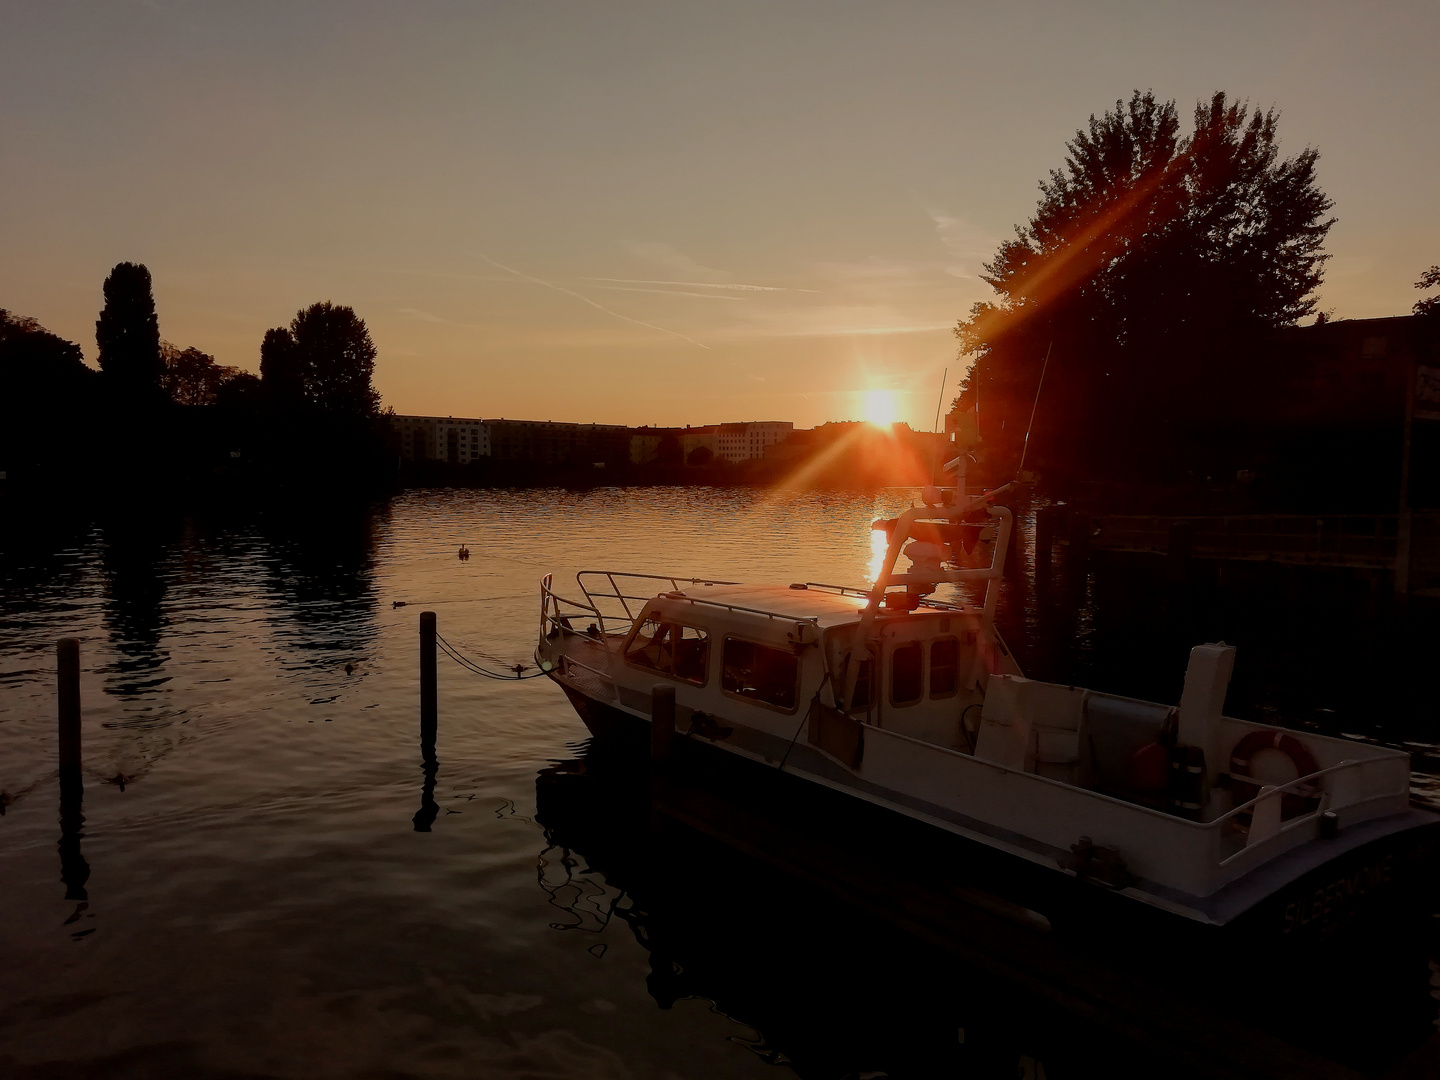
top-left (487, 420), bottom-right (629, 466)
top-left (716, 421), bottom-right (793, 462)
top-left (392, 415), bottom-right (490, 464)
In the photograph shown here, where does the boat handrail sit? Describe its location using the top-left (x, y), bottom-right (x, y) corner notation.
top-left (1219, 756), bottom-right (1393, 818)
top-left (576, 570), bottom-right (740, 632)
top-left (1214, 753), bottom-right (1409, 835)
top-left (802, 581), bottom-right (870, 598)
top-left (655, 593), bottom-right (824, 626)
top-left (540, 573), bottom-right (616, 641)
top-left (803, 582), bottom-right (977, 613)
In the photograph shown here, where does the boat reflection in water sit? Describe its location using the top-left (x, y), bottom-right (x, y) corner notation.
top-left (535, 741), bottom-right (1437, 1080)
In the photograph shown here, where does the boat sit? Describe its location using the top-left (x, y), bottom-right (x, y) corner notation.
top-left (534, 482), bottom-right (1440, 961)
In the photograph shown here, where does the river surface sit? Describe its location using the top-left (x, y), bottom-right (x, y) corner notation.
top-left (2, 486), bottom-right (1437, 1078)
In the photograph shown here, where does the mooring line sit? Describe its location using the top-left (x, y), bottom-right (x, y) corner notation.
top-left (434, 631), bottom-right (548, 681)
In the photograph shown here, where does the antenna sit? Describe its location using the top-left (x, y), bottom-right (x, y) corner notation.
top-left (932, 367), bottom-right (948, 432)
top-left (1017, 341), bottom-right (1053, 477)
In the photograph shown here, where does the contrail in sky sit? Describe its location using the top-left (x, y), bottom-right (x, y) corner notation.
top-left (589, 285), bottom-right (744, 301)
top-left (472, 253), bottom-right (710, 350)
top-left (584, 277), bottom-right (815, 293)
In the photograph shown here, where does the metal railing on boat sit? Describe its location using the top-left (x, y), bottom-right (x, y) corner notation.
top-left (576, 571), bottom-right (739, 634)
top-left (1215, 754), bottom-right (1413, 869)
top-left (540, 573), bottom-right (613, 641)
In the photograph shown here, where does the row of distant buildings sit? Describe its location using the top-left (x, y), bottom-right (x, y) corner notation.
top-left (390, 416), bottom-right (795, 468)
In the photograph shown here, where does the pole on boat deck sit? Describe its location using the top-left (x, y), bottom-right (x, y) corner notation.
top-left (57, 637), bottom-right (82, 786)
top-left (419, 611), bottom-right (437, 738)
top-left (651, 684), bottom-right (676, 767)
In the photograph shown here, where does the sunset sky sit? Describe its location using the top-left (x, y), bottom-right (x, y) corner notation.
top-left (3, 1), bottom-right (1437, 429)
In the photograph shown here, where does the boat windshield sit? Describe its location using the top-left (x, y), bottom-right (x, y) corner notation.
top-left (625, 619), bottom-right (710, 685)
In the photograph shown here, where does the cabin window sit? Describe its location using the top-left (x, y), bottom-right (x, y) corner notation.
top-left (626, 619), bottom-right (710, 685)
top-left (890, 642), bottom-right (923, 706)
top-left (930, 637), bottom-right (959, 698)
top-left (721, 638), bottom-right (799, 711)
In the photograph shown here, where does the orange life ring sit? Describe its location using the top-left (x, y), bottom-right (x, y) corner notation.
top-left (1229, 729), bottom-right (1319, 818)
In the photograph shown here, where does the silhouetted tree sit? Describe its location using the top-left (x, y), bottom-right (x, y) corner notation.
top-left (1415, 266), bottom-right (1440, 318)
top-left (215, 370), bottom-right (262, 410)
top-left (288, 302), bottom-right (381, 418)
top-left (953, 90), bottom-right (1335, 482)
top-left (96, 262), bottom-right (163, 398)
top-left (161, 343), bottom-right (245, 406)
top-left (248, 302), bottom-right (387, 487)
top-left (686, 445), bottom-right (714, 466)
top-left (259, 326), bottom-right (304, 404)
top-left (0, 310), bottom-right (99, 478)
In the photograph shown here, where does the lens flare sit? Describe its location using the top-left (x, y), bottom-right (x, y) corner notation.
top-left (863, 389), bottom-right (899, 427)
top-left (868, 521), bottom-right (891, 584)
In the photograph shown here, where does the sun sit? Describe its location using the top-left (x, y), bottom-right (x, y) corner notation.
top-left (862, 389), bottom-right (900, 427)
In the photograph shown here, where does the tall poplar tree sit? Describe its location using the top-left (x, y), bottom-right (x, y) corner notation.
top-left (96, 262), bottom-right (163, 398)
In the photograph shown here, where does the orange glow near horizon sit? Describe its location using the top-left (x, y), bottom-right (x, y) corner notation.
top-left (863, 389), bottom-right (900, 427)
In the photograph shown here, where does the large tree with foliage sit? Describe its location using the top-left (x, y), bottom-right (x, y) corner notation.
top-left (953, 91), bottom-right (1335, 481)
top-left (1, 310), bottom-right (100, 477)
top-left (160, 342), bottom-right (250, 406)
top-left (1416, 266), bottom-right (1440, 318)
top-left (260, 302), bottom-right (380, 418)
top-left (96, 262), bottom-right (163, 398)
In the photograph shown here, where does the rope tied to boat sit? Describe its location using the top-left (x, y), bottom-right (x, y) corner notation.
top-left (434, 631), bottom-right (549, 681)
top-left (777, 668), bottom-right (833, 771)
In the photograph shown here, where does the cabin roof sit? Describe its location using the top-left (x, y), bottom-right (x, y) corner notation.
top-left (654, 583), bottom-right (866, 628)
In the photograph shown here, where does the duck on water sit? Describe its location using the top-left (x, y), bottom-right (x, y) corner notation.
top-left (534, 482), bottom-right (1439, 958)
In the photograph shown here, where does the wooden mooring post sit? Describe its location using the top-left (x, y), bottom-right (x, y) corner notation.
top-left (57, 637), bottom-right (82, 786)
top-left (56, 636), bottom-right (90, 902)
top-left (419, 611), bottom-right (437, 737)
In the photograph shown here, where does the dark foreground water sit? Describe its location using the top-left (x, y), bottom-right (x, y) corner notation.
top-left (2, 487), bottom-right (1438, 1079)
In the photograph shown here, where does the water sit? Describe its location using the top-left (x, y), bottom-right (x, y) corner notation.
top-left (2, 487), bottom-right (1437, 1078)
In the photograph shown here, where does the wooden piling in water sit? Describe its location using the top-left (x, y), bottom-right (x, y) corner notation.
top-left (57, 637), bottom-right (81, 784)
top-left (651, 684), bottom-right (676, 767)
top-left (420, 611), bottom-right (437, 737)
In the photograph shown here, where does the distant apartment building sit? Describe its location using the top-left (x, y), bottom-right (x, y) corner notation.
top-left (681, 425), bottom-right (719, 465)
top-left (488, 419), bottom-right (629, 466)
top-left (716, 421), bottom-right (793, 462)
top-left (392, 415), bottom-right (489, 464)
top-left (391, 415), bottom-right (795, 468)
top-left (629, 427), bottom-right (684, 465)
top-left (393, 415), bottom-right (630, 466)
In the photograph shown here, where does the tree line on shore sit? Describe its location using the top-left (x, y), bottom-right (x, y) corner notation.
top-left (1, 262), bottom-right (390, 495)
top-left (7, 89), bottom-right (1437, 505)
